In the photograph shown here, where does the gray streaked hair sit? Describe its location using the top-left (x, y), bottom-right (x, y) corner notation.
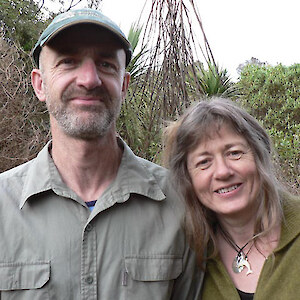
top-left (164, 97), bottom-right (284, 265)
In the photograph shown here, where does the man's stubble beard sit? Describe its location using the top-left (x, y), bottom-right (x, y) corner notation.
top-left (45, 87), bottom-right (122, 140)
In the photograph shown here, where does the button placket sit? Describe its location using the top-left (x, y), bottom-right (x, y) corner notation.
top-left (81, 222), bottom-right (97, 299)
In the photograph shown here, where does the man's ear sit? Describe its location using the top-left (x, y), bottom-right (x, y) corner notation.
top-left (31, 69), bottom-right (46, 102)
top-left (121, 72), bottom-right (131, 102)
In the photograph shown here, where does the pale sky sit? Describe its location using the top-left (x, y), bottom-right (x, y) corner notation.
top-left (46, 0), bottom-right (300, 80)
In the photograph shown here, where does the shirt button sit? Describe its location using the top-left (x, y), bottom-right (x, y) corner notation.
top-left (86, 224), bottom-right (93, 232)
top-left (85, 276), bottom-right (94, 284)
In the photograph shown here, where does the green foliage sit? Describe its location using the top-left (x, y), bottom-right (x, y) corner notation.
top-left (126, 23), bottom-right (148, 79)
top-left (196, 63), bottom-right (240, 98)
top-left (118, 87), bottom-right (163, 162)
top-left (0, 0), bottom-right (48, 52)
top-left (185, 62), bottom-right (240, 106)
top-left (118, 22), bottom-right (163, 162)
top-left (238, 63), bottom-right (300, 189)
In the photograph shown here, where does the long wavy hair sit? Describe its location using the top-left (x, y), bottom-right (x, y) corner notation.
top-left (164, 97), bottom-right (286, 265)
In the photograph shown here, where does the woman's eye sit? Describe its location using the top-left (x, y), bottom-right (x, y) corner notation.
top-left (228, 150), bottom-right (243, 160)
top-left (196, 159), bottom-right (211, 170)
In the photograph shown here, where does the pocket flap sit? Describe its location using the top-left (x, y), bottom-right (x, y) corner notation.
top-left (125, 256), bottom-right (182, 281)
top-left (0, 261), bottom-right (50, 290)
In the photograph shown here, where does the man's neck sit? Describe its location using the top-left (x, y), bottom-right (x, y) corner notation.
top-left (51, 129), bottom-right (123, 202)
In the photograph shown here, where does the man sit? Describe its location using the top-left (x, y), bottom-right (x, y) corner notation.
top-left (0, 8), bottom-right (202, 299)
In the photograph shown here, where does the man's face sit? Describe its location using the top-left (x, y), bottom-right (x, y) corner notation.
top-left (33, 25), bottom-right (130, 140)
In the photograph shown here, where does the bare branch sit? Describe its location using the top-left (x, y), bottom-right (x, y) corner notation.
top-left (0, 31), bottom-right (50, 172)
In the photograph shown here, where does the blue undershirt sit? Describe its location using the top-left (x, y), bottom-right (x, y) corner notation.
top-left (86, 200), bottom-right (97, 211)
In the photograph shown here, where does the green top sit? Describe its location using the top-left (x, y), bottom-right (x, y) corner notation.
top-left (0, 139), bottom-right (203, 299)
top-left (202, 198), bottom-right (300, 299)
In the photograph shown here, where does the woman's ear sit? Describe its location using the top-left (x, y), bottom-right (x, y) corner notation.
top-left (31, 69), bottom-right (46, 102)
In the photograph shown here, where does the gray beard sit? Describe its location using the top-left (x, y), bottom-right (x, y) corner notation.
top-left (44, 83), bottom-right (122, 140)
top-left (46, 99), bottom-right (120, 140)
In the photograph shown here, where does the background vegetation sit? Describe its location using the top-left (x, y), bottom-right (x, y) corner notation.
top-left (238, 64), bottom-right (300, 190)
top-left (0, 0), bottom-right (299, 193)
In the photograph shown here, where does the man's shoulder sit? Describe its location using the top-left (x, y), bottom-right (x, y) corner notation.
top-left (134, 156), bottom-right (171, 187)
top-left (134, 156), bottom-right (182, 201)
top-left (0, 160), bottom-right (33, 179)
top-left (136, 156), bottom-right (168, 175)
top-left (0, 160), bottom-right (36, 209)
top-left (0, 160), bottom-right (34, 192)
top-left (0, 143), bottom-right (48, 184)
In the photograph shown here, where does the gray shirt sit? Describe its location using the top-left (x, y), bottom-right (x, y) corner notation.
top-left (0, 139), bottom-right (203, 299)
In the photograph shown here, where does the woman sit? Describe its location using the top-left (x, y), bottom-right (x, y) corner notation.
top-left (164, 97), bottom-right (300, 299)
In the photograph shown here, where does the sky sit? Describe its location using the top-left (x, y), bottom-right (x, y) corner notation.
top-left (46, 0), bottom-right (300, 80)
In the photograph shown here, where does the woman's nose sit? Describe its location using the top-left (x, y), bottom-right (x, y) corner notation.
top-left (214, 157), bottom-right (234, 179)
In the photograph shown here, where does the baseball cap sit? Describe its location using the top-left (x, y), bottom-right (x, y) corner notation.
top-left (32, 8), bottom-right (132, 67)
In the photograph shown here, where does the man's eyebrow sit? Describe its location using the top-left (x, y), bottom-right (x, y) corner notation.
top-left (97, 51), bottom-right (118, 59)
top-left (53, 46), bottom-right (78, 55)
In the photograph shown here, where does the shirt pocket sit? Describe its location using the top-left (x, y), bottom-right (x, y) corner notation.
top-left (0, 261), bottom-right (50, 300)
top-left (124, 256), bottom-right (182, 300)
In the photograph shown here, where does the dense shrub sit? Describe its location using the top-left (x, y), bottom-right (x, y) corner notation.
top-left (0, 36), bottom-right (49, 172)
top-left (238, 64), bottom-right (300, 192)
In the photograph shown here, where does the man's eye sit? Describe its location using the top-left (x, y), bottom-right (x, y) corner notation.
top-left (99, 61), bottom-right (116, 72)
top-left (63, 58), bottom-right (73, 64)
top-left (57, 58), bottom-right (76, 67)
top-left (101, 62), bottom-right (111, 68)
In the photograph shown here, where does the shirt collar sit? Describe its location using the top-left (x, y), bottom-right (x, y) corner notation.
top-left (20, 141), bottom-right (54, 209)
top-left (20, 139), bottom-right (166, 208)
top-left (108, 138), bottom-right (166, 203)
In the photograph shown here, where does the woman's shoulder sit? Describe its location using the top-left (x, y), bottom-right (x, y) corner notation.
top-left (280, 192), bottom-right (300, 238)
top-left (282, 192), bottom-right (300, 212)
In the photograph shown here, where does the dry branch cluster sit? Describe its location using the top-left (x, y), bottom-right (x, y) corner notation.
top-left (119, 0), bottom-right (216, 162)
top-left (134, 0), bottom-right (213, 115)
top-left (0, 35), bottom-right (49, 172)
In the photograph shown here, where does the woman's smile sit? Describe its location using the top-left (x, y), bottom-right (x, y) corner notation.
top-left (187, 123), bottom-right (260, 219)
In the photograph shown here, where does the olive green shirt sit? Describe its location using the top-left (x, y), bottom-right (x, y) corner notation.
top-left (0, 140), bottom-right (203, 299)
top-left (202, 198), bottom-right (300, 299)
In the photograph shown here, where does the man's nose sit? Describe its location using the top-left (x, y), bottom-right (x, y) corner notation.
top-left (76, 59), bottom-right (102, 89)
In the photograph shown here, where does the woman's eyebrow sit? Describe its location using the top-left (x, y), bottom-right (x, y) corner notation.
top-left (224, 142), bottom-right (249, 150)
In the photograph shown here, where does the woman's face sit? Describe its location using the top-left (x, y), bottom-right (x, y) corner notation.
top-left (187, 123), bottom-right (261, 220)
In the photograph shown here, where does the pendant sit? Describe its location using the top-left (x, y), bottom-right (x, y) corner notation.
top-left (232, 252), bottom-right (253, 275)
top-left (232, 252), bottom-right (244, 273)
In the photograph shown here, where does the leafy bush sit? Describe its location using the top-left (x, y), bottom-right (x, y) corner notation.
top-left (0, 0), bottom-right (46, 52)
top-left (238, 64), bottom-right (300, 192)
